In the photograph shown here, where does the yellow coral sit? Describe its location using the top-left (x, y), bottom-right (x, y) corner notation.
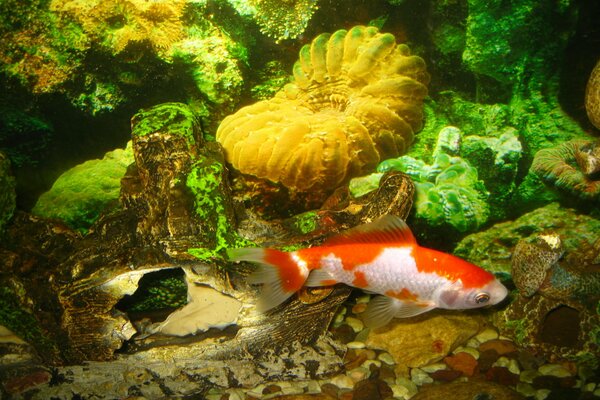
top-left (249, 0), bottom-right (318, 40)
top-left (216, 26), bottom-right (429, 195)
top-left (50, 0), bottom-right (187, 56)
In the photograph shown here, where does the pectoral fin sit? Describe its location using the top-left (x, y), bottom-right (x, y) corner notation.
top-left (362, 296), bottom-right (436, 329)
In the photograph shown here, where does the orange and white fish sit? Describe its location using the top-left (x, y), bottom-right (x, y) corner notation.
top-left (228, 215), bottom-right (508, 328)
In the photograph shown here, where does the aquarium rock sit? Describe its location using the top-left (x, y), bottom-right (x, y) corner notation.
top-left (586, 59), bottom-right (600, 130)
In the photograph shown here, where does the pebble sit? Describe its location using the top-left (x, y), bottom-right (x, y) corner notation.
top-left (520, 369), bottom-right (540, 383)
top-left (475, 327), bottom-right (499, 343)
top-left (452, 346), bottom-right (480, 360)
top-left (347, 367), bottom-right (370, 383)
top-left (535, 388), bottom-right (551, 400)
top-left (362, 359), bottom-right (382, 370)
top-left (516, 382), bottom-right (536, 397)
top-left (352, 303), bottom-right (368, 314)
top-left (410, 368), bottom-right (434, 386)
top-left (594, 387), bottom-right (600, 397)
top-left (430, 369), bottom-right (462, 382)
top-left (492, 356), bottom-right (520, 375)
top-left (354, 328), bottom-right (370, 343)
top-left (445, 352), bottom-right (478, 377)
top-left (583, 382), bottom-right (597, 392)
top-left (485, 366), bottom-right (519, 386)
top-left (538, 363), bottom-right (572, 378)
top-left (345, 317), bottom-right (364, 333)
top-left (377, 352), bottom-right (395, 365)
top-left (420, 363), bottom-right (448, 373)
top-left (331, 375), bottom-right (355, 390)
top-left (478, 339), bottom-right (517, 355)
top-left (395, 377), bottom-right (418, 398)
top-left (280, 384), bottom-right (304, 396)
top-left (389, 383), bottom-right (411, 399)
top-left (465, 338), bottom-right (481, 348)
top-left (347, 341), bottom-right (366, 349)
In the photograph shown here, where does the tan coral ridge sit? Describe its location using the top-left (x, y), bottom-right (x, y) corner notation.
top-left (216, 25), bottom-right (430, 198)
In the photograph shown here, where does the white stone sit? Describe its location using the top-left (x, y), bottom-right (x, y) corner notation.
top-left (390, 383), bottom-right (411, 399)
top-left (348, 367), bottom-right (370, 383)
top-left (281, 385), bottom-right (304, 396)
top-left (492, 356), bottom-right (510, 368)
top-left (347, 341), bottom-right (366, 349)
top-left (508, 358), bottom-right (521, 375)
top-left (466, 338), bottom-right (481, 348)
top-left (452, 346), bottom-right (480, 360)
top-left (378, 352), bottom-right (395, 365)
top-left (538, 363), bottom-right (572, 378)
top-left (474, 327), bottom-right (498, 343)
top-left (356, 294), bottom-right (371, 304)
top-left (331, 374), bottom-right (354, 390)
top-left (583, 382), bottom-right (596, 392)
top-left (520, 369), bottom-right (540, 383)
top-left (363, 359), bottom-right (382, 369)
top-left (420, 363), bottom-right (448, 373)
top-left (410, 368), bottom-right (433, 386)
top-left (535, 388), bottom-right (551, 400)
top-left (395, 377), bottom-right (418, 397)
top-left (516, 382), bottom-right (536, 397)
top-left (346, 317), bottom-right (365, 333)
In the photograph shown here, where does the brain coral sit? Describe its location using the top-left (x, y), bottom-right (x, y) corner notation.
top-left (532, 139), bottom-right (600, 201)
top-left (216, 26), bottom-right (429, 195)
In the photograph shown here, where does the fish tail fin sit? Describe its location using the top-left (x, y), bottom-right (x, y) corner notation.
top-left (227, 247), bottom-right (309, 312)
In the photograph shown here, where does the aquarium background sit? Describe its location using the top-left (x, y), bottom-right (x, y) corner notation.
top-left (0, 0), bottom-right (599, 399)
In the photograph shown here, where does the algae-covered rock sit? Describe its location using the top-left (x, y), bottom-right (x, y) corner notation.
top-left (454, 203), bottom-right (600, 275)
top-left (0, 152), bottom-right (16, 234)
top-left (32, 143), bottom-right (133, 232)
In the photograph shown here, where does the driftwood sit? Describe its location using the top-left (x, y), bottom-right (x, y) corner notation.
top-left (0, 103), bottom-right (414, 399)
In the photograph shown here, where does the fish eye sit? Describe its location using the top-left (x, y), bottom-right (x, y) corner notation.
top-left (475, 293), bottom-right (490, 304)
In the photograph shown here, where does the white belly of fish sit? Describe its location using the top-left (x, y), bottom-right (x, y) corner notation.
top-left (319, 247), bottom-right (448, 300)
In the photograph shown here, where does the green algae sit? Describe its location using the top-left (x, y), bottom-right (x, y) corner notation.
top-left (32, 143), bottom-right (134, 232)
top-left (186, 156), bottom-right (254, 263)
top-left (131, 102), bottom-right (198, 147)
top-left (292, 211), bottom-right (319, 235)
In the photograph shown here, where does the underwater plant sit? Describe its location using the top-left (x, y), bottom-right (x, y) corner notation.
top-left (216, 25), bottom-right (429, 199)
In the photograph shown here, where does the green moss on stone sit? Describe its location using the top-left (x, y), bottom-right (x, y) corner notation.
top-left (186, 155), bottom-right (254, 262)
top-left (131, 102), bottom-right (199, 147)
top-left (32, 143), bottom-right (134, 232)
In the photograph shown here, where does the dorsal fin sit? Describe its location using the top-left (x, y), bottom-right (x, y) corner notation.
top-left (323, 214), bottom-right (417, 246)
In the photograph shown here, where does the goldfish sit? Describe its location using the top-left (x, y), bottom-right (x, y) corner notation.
top-left (228, 215), bottom-right (508, 328)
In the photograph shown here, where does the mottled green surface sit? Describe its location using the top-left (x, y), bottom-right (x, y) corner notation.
top-left (186, 155), bottom-right (254, 262)
top-left (454, 203), bottom-right (600, 274)
top-left (131, 102), bottom-right (198, 146)
top-left (32, 143), bottom-right (133, 232)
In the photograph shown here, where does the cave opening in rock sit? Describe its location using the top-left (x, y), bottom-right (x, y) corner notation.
top-left (538, 305), bottom-right (581, 348)
top-left (115, 267), bottom-right (187, 323)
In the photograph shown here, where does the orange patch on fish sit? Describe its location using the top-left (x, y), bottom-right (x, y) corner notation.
top-left (265, 250), bottom-right (305, 292)
top-left (353, 271), bottom-right (369, 288)
top-left (386, 288), bottom-right (419, 302)
top-left (413, 247), bottom-right (494, 289)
